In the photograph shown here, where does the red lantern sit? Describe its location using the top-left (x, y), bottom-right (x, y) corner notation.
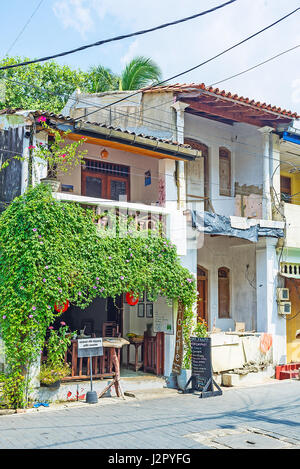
top-left (126, 292), bottom-right (139, 306)
top-left (54, 300), bottom-right (70, 313)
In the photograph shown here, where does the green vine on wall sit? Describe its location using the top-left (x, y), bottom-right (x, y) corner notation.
top-left (0, 184), bottom-right (197, 408)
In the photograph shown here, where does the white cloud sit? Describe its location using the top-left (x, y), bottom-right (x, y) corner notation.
top-left (52, 0), bottom-right (300, 113)
top-left (53, 0), bottom-right (94, 37)
top-left (121, 39), bottom-right (139, 66)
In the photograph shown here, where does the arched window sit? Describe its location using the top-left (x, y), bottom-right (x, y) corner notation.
top-left (218, 267), bottom-right (230, 318)
top-left (219, 147), bottom-right (231, 196)
top-left (185, 139), bottom-right (210, 211)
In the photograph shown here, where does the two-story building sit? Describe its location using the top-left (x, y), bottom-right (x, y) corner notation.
top-left (0, 108), bottom-right (201, 386)
top-left (62, 83), bottom-right (299, 371)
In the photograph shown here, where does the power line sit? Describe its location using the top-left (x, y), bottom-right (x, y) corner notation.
top-left (2, 76), bottom-right (299, 167)
top-left (5, 0), bottom-right (45, 56)
top-left (0, 1), bottom-right (237, 71)
top-left (76, 7), bottom-right (300, 122)
top-left (210, 44), bottom-right (300, 87)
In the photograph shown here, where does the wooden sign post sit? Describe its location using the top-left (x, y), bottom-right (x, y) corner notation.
top-left (183, 337), bottom-right (222, 398)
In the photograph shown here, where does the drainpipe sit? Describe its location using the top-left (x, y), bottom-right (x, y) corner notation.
top-left (258, 126), bottom-right (274, 220)
top-left (171, 101), bottom-right (189, 211)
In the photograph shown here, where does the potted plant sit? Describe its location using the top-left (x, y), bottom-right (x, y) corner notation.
top-left (39, 362), bottom-right (70, 389)
top-left (39, 322), bottom-right (71, 389)
top-left (177, 315), bottom-right (208, 391)
top-left (33, 117), bottom-right (87, 191)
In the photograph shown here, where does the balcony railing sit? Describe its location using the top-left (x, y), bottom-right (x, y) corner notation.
top-left (52, 192), bottom-right (188, 255)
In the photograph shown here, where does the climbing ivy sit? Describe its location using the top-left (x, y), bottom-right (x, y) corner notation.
top-left (0, 184), bottom-right (197, 408)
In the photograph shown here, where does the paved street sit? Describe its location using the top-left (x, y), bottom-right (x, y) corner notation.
top-left (0, 380), bottom-right (299, 450)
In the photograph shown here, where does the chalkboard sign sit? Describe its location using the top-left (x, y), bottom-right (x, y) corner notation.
top-left (183, 336), bottom-right (222, 398)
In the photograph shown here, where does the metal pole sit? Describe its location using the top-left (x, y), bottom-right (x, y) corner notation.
top-left (90, 355), bottom-right (93, 391)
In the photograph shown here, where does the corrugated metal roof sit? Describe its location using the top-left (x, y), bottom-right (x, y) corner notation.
top-left (0, 109), bottom-right (192, 149)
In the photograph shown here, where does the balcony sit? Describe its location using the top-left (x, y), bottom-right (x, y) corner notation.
top-left (52, 192), bottom-right (187, 256)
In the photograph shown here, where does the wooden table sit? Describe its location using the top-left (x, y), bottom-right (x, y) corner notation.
top-left (98, 337), bottom-right (129, 399)
top-left (126, 339), bottom-right (144, 372)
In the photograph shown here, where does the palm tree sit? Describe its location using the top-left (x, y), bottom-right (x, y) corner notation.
top-left (85, 65), bottom-right (119, 93)
top-left (119, 56), bottom-right (162, 90)
top-left (85, 56), bottom-right (162, 93)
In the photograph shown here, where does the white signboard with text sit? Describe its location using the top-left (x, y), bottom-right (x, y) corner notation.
top-left (153, 299), bottom-right (174, 335)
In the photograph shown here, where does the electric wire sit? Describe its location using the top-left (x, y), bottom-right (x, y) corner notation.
top-left (5, 0), bottom-right (45, 56)
top-left (0, 1), bottom-right (238, 71)
top-left (76, 7), bottom-right (300, 122)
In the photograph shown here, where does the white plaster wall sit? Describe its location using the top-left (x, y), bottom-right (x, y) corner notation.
top-left (59, 141), bottom-right (160, 206)
top-left (197, 235), bottom-right (257, 332)
top-left (256, 238), bottom-right (287, 365)
top-left (184, 114), bottom-right (265, 218)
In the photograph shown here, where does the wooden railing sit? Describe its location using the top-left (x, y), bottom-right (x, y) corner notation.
top-left (63, 340), bottom-right (116, 381)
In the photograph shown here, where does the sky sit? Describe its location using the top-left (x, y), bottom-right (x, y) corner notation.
top-left (0, 0), bottom-right (299, 115)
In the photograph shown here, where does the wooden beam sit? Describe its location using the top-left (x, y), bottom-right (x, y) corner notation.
top-left (185, 99), bottom-right (266, 126)
top-left (44, 128), bottom-right (188, 161)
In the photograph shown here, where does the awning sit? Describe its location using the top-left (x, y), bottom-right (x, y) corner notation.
top-left (191, 211), bottom-right (284, 243)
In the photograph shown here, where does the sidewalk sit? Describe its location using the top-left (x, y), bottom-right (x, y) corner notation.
top-left (0, 376), bottom-right (294, 416)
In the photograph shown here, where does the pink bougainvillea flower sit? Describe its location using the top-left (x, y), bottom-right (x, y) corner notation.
top-left (48, 326), bottom-right (54, 330)
top-left (28, 315), bottom-right (33, 319)
top-left (37, 116), bottom-right (47, 123)
top-left (57, 277), bottom-right (61, 280)
top-left (96, 277), bottom-right (99, 280)
top-left (2, 315), bottom-right (6, 320)
top-left (32, 228), bottom-right (37, 232)
top-left (78, 291), bottom-right (82, 296)
top-left (45, 265), bottom-right (49, 269)
top-left (60, 321), bottom-right (66, 326)
top-left (120, 276), bottom-right (124, 280)
top-left (93, 286), bottom-right (97, 289)
top-left (32, 306), bottom-right (36, 311)
top-left (42, 278), bottom-right (46, 283)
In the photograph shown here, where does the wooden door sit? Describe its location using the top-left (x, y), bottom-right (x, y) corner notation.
top-left (81, 160), bottom-right (130, 201)
top-left (197, 266), bottom-right (208, 322)
top-left (82, 170), bottom-right (107, 198)
top-left (107, 175), bottom-right (129, 201)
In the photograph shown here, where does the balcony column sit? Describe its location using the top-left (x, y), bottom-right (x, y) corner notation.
top-left (171, 101), bottom-right (189, 211)
top-left (258, 126), bottom-right (274, 220)
top-left (256, 237), bottom-right (287, 365)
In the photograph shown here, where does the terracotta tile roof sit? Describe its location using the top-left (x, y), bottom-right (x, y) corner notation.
top-left (144, 83), bottom-right (299, 119)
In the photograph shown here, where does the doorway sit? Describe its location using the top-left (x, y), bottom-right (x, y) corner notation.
top-left (82, 159), bottom-right (130, 201)
top-left (197, 265), bottom-right (208, 323)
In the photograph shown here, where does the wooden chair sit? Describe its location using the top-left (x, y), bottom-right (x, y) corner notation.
top-left (102, 321), bottom-right (121, 363)
top-left (102, 321), bottom-right (120, 338)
